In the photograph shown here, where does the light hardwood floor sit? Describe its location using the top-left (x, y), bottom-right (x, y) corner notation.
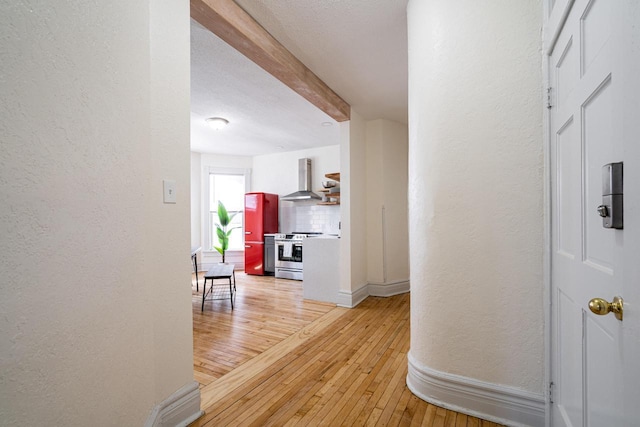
top-left (191, 271), bottom-right (502, 426)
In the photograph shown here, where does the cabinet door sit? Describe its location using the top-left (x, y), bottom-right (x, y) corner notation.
top-left (244, 193), bottom-right (264, 241)
top-left (264, 239), bottom-right (275, 274)
top-left (244, 242), bottom-right (264, 276)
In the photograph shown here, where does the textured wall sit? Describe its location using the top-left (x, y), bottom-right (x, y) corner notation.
top-left (0, 1), bottom-right (192, 424)
top-left (149, 0), bottom-right (193, 404)
top-left (407, 0), bottom-right (544, 393)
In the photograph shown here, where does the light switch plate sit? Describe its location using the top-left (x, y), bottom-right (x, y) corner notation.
top-left (163, 180), bottom-right (176, 204)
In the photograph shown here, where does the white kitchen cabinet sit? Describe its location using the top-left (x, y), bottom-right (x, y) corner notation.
top-left (303, 236), bottom-right (340, 304)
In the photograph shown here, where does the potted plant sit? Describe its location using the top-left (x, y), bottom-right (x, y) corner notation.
top-left (214, 201), bottom-right (239, 263)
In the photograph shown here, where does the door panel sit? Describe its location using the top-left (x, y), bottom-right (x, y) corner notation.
top-left (556, 117), bottom-right (580, 258)
top-left (548, 0), bottom-right (637, 425)
top-left (557, 289), bottom-right (582, 426)
top-left (582, 76), bottom-right (614, 272)
top-left (580, 0), bottom-right (611, 75)
top-left (556, 38), bottom-right (578, 111)
top-left (584, 315), bottom-right (620, 426)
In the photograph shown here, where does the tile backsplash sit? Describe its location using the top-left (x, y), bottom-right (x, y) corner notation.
top-left (280, 203), bottom-right (340, 235)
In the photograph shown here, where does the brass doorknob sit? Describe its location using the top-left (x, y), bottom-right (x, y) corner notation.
top-left (588, 296), bottom-right (623, 321)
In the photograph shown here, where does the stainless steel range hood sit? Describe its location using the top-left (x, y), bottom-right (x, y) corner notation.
top-left (281, 158), bottom-right (322, 201)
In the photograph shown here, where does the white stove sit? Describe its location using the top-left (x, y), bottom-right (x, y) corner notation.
top-left (273, 232), bottom-right (322, 280)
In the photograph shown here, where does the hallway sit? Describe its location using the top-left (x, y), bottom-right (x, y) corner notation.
top-left (190, 273), bottom-right (502, 426)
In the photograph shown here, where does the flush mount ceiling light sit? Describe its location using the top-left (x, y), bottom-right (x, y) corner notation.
top-left (321, 122), bottom-right (333, 127)
top-left (206, 117), bottom-right (229, 130)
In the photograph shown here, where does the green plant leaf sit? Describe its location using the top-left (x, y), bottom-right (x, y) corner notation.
top-left (214, 201), bottom-right (238, 258)
top-left (216, 227), bottom-right (226, 240)
top-left (217, 201), bottom-right (230, 226)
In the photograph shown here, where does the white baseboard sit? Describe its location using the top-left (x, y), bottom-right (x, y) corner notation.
top-left (367, 279), bottom-right (410, 297)
top-left (406, 353), bottom-right (545, 427)
top-left (337, 280), bottom-right (410, 308)
top-left (144, 381), bottom-right (204, 427)
top-left (337, 285), bottom-right (369, 308)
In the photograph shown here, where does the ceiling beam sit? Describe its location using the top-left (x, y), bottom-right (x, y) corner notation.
top-left (191, 0), bottom-right (351, 122)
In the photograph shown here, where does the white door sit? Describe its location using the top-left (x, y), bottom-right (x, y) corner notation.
top-left (548, 0), bottom-right (640, 425)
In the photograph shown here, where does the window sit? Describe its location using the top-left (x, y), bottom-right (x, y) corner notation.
top-left (204, 168), bottom-right (251, 252)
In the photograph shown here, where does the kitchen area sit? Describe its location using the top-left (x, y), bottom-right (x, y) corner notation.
top-left (190, 11), bottom-right (410, 310)
top-left (191, 148), bottom-right (343, 305)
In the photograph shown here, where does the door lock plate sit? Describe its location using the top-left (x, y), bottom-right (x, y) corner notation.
top-left (599, 163), bottom-right (623, 229)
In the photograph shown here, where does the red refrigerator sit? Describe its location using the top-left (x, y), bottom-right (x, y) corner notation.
top-left (244, 192), bottom-right (279, 275)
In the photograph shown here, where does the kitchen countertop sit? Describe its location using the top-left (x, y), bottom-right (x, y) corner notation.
top-left (264, 233), bottom-right (340, 238)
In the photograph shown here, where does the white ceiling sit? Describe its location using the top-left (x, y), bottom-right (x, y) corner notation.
top-left (190, 0), bottom-right (408, 156)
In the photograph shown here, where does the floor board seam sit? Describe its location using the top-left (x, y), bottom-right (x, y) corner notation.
top-left (198, 305), bottom-right (348, 411)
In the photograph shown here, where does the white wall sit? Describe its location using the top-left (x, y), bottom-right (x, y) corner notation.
top-left (252, 145), bottom-right (340, 196)
top-left (191, 152), bottom-right (202, 250)
top-left (149, 0), bottom-right (194, 406)
top-left (339, 110), bottom-right (368, 302)
top-left (407, 0), bottom-right (544, 413)
top-left (200, 153), bottom-right (254, 171)
top-left (0, 1), bottom-right (194, 425)
top-left (366, 119), bottom-right (409, 287)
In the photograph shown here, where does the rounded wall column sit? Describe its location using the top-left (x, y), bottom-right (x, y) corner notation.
top-left (406, 0), bottom-right (545, 425)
